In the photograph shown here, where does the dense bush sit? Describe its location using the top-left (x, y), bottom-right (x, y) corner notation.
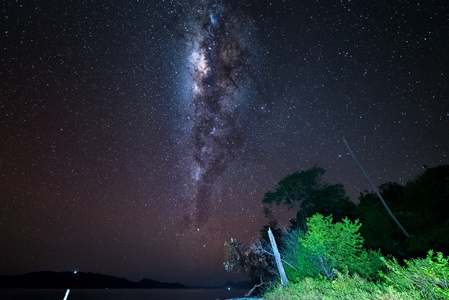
top-left (265, 252), bottom-right (449, 300)
top-left (264, 272), bottom-right (424, 300)
top-left (283, 213), bottom-right (383, 282)
top-left (380, 250), bottom-right (449, 299)
top-left (265, 252), bottom-right (449, 299)
top-left (267, 214), bottom-right (449, 299)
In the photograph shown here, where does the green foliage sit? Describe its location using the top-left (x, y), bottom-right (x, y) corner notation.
top-left (380, 250), bottom-right (449, 299)
top-left (264, 250), bottom-right (449, 299)
top-left (264, 272), bottom-right (423, 300)
top-left (258, 165), bottom-right (449, 299)
top-left (284, 213), bottom-right (383, 282)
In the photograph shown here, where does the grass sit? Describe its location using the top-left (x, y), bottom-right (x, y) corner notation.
top-left (263, 272), bottom-right (446, 300)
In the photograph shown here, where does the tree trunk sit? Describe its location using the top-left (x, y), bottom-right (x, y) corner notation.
top-left (268, 228), bottom-right (289, 286)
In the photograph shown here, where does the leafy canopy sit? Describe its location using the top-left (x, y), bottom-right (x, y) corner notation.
top-left (262, 165), bottom-right (354, 229)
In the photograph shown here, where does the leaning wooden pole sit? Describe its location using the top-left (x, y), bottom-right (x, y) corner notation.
top-left (268, 228), bottom-right (289, 286)
top-left (338, 126), bottom-right (409, 238)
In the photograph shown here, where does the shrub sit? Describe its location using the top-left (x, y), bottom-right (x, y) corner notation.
top-left (283, 213), bottom-right (383, 282)
top-left (380, 250), bottom-right (449, 299)
top-left (264, 272), bottom-right (422, 300)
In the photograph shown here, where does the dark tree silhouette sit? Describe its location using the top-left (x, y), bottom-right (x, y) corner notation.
top-left (262, 165), bottom-right (355, 230)
top-left (355, 165), bottom-right (449, 258)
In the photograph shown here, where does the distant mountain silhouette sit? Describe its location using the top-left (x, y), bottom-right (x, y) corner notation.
top-left (138, 278), bottom-right (187, 289)
top-left (0, 271), bottom-right (188, 289)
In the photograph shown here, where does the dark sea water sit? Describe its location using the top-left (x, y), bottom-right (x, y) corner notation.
top-left (0, 289), bottom-right (248, 300)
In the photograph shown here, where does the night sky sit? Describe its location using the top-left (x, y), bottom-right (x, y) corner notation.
top-left (1, 0), bottom-right (448, 286)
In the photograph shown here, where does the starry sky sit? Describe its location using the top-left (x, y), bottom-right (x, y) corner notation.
top-left (1, 0), bottom-right (448, 286)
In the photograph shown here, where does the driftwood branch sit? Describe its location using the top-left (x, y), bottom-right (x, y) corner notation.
top-left (245, 281), bottom-right (269, 297)
top-left (258, 246), bottom-right (298, 271)
top-left (268, 228), bottom-right (289, 286)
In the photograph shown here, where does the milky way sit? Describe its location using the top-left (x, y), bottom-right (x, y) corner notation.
top-left (182, 0), bottom-right (252, 228)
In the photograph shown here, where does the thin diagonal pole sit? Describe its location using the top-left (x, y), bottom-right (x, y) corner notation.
top-left (338, 127), bottom-right (409, 238)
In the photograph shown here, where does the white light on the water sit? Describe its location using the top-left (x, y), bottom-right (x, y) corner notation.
top-left (63, 289), bottom-right (70, 300)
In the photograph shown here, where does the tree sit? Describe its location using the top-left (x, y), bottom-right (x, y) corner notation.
top-left (356, 190), bottom-right (408, 258)
top-left (355, 165), bottom-right (449, 258)
top-left (262, 165), bottom-right (355, 230)
top-left (223, 236), bottom-right (278, 285)
top-left (403, 165), bottom-right (449, 223)
top-left (403, 165), bottom-right (449, 256)
top-left (223, 220), bottom-right (301, 291)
